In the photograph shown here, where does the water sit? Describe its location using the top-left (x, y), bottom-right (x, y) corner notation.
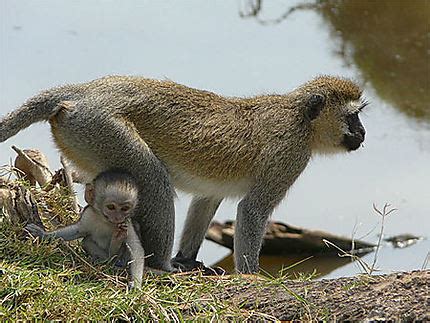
top-left (1, 0), bottom-right (429, 279)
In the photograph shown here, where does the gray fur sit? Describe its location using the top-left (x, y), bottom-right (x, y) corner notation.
top-left (179, 196), bottom-right (223, 259)
top-left (25, 169), bottom-right (145, 288)
top-left (2, 75), bottom-right (366, 274)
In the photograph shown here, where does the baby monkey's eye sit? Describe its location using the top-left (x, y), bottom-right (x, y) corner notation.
top-left (121, 206), bottom-right (130, 212)
top-left (106, 204), bottom-right (115, 210)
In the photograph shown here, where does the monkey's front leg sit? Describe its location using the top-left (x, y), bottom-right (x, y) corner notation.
top-left (234, 185), bottom-right (286, 274)
top-left (172, 196), bottom-right (222, 271)
top-left (125, 221), bottom-right (145, 289)
top-left (26, 222), bottom-right (85, 241)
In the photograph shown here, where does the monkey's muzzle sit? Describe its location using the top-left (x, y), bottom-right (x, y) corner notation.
top-left (342, 130), bottom-right (365, 151)
top-left (343, 135), bottom-right (363, 151)
top-left (342, 113), bottom-right (366, 151)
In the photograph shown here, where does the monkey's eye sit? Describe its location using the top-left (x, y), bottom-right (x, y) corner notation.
top-left (106, 204), bottom-right (115, 211)
top-left (121, 206), bottom-right (130, 212)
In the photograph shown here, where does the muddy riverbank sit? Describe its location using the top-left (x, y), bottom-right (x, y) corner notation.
top-left (215, 270), bottom-right (429, 321)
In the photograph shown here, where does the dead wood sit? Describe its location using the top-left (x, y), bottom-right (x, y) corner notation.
top-left (206, 220), bottom-right (375, 255)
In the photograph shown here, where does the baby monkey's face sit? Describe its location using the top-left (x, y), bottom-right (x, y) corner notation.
top-left (102, 200), bottom-right (134, 224)
top-left (99, 189), bottom-right (137, 224)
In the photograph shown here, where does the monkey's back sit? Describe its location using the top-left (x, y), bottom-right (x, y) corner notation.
top-left (52, 76), bottom-right (308, 184)
top-left (113, 76), bottom-right (300, 182)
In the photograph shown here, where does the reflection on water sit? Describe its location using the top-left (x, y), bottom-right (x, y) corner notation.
top-left (215, 252), bottom-right (371, 278)
top-left (242, 0), bottom-right (430, 122)
top-left (207, 220), bottom-right (377, 277)
top-left (319, 0), bottom-right (430, 122)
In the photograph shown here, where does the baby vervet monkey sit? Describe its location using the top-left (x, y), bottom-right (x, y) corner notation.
top-left (25, 169), bottom-right (145, 288)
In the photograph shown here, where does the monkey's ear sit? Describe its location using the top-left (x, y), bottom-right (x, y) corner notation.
top-left (306, 94), bottom-right (326, 120)
top-left (84, 183), bottom-right (95, 205)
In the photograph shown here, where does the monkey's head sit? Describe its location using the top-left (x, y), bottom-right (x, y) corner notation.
top-left (299, 76), bottom-right (367, 154)
top-left (85, 169), bottom-right (139, 224)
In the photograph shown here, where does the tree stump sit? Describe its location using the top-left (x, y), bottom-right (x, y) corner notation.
top-left (0, 177), bottom-right (44, 228)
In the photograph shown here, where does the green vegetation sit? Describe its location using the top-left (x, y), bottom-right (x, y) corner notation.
top-left (0, 167), bottom-right (309, 320)
top-left (1, 172), bottom-right (426, 321)
top-left (0, 174), bottom-right (301, 321)
top-left (1, 216), bottom-right (284, 320)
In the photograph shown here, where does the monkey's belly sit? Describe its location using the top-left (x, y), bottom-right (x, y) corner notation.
top-left (170, 166), bottom-right (252, 198)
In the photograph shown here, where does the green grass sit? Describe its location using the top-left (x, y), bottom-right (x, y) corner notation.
top-left (0, 209), bottom-right (292, 320)
top-left (0, 171), bottom-right (313, 320)
top-left (1, 216), bottom-right (284, 320)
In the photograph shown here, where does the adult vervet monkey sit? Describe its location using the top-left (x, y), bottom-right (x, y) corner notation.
top-left (1, 75), bottom-right (367, 273)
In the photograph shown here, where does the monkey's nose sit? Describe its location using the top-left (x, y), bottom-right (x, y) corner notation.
top-left (358, 125), bottom-right (366, 139)
top-left (342, 133), bottom-right (364, 151)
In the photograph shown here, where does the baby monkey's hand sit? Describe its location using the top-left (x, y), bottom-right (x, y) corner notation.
top-left (25, 223), bottom-right (47, 238)
top-left (112, 223), bottom-right (128, 242)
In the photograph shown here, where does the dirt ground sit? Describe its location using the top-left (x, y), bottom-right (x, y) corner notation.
top-left (221, 270), bottom-right (429, 321)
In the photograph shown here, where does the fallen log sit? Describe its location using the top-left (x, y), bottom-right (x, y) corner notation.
top-left (206, 220), bottom-right (375, 255)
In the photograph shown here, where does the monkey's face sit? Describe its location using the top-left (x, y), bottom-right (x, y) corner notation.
top-left (98, 188), bottom-right (138, 224)
top-left (309, 99), bottom-right (367, 154)
top-left (301, 76), bottom-right (367, 155)
top-left (101, 198), bottom-right (136, 224)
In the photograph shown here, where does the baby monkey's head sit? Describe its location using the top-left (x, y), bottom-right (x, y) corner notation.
top-left (85, 169), bottom-right (139, 224)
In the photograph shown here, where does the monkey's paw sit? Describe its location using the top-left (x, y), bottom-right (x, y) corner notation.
top-left (25, 223), bottom-right (46, 238)
top-left (112, 226), bottom-right (127, 242)
top-left (171, 252), bottom-right (226, 276)
top-left (127, 280), bottom-right (142, 291)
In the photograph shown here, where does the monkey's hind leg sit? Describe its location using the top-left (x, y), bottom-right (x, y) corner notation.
top-left (52, 108), bottom-right (175, 272)
top-left (172, 196), bottom-right (222, 271)
top-left (82, 237), bottom-right (109, 262)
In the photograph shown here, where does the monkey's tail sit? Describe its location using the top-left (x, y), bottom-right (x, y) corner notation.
top-left (0, 87), bottom-right (74, 142)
